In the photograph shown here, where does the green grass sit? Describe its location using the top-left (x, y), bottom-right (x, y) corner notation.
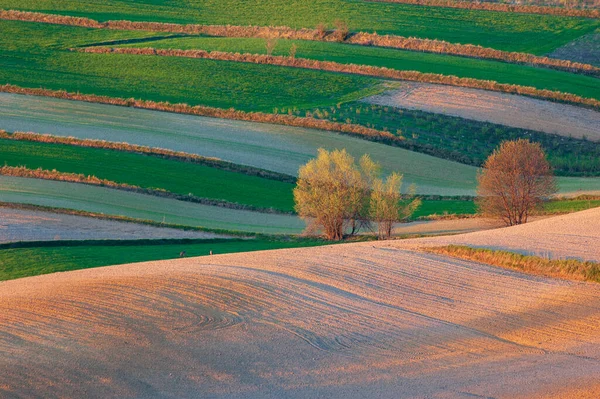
top-left (0, 238), bottom-right (331, 281)
top-left (543, 197), bottom-right (600, 213)
top-left (0, 20), bottom-right (379, 112)
top-left (0, 176), bottom-right (306, 234)
top-left (306, 102), bottom-right (600, 175)
top-left (2, 0), bottom-right (598, 53)
top-left (0, 138), bottom-right (297, 212)
top-left (118, 36), bottom-right (600, 101)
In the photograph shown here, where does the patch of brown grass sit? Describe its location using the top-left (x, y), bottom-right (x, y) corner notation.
top-left (426, 245), bottom-right (600, 283)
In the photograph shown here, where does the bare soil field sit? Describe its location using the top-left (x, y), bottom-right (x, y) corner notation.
top-left (395, 207), bottom-right (600, 262)
top-left (1, 210), bottom-right (599, 398)
top-left (0, 207), bottom-right (226, 243)
top-left (364, 82), bottom-right (600, 141)
top-left (550, 32), bottom-right (600, 67)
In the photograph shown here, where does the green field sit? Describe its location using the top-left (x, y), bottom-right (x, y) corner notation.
top-left (0, 20), bottom-right (379, 112)
top-left (118, 36), bottom-right (600, 101)
top-left (0, 238), bottom-right (331, 281)
top-left (3, 92), bottom-right (599, 196)
top-left (0, 137), bottom-right (487, 218)
top-left (2, 0), bottom-right (598, 53)
top-left (307, 102), bottom-right (600, 175)
top-left (0, 176), bottom-right (306, 234)
top-left (0, 138), bottom-right (297, 212)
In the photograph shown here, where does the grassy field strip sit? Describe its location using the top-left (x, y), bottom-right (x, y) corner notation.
top-left (0, 93), bottom-right (481, 195)
top-left (0, 238), bottom-right (331, 281)
top-left (0, 176), bottom-right (306, 234)
top-left (0, 20), bottom-right (380, 113)
top-left (113, 36), bottom-right (600, 100)
top-left (3, 10), bottom-right (599, 76)
top-left (0, 206), bottom-right (228, 243)
top-left (77, 46), bottom-right (600, 109)
top-left (2, 92), bottom-right (599, 196)
top-left (0, 138), bottom-right (297, 213)
top-left (1, 0), bottom-right (597, 53)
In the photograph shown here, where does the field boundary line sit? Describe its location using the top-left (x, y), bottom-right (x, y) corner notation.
top-left (1, 9), bottom-right (598, 76)
top-left (0, 166), bottom-right (294, 215)
top-left (76, 46), bottom-right (600, 110)
top-left (366, 0), bottom-right (600, 18)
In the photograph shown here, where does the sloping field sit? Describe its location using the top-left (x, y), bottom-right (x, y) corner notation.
top-left (1, 219), bottom-right (599, 397)
top-left (117, 36), bottom-right (600, 100)
top-left (0, 20), bottom-right (379, 113)
top-left (395, 207), bottom-right (600, 262)
top-left (0, 93), bottom-right (479, 195)
top-left (3, 92), bottom-right (600, 195)
top-left (2, 0), bottom-right (598, 53)
top-left (364, 82), bottom-right (600, 141)
top-left (0, 176), bottom-right (304, 234)
top-left (0, 206), bottom-right (227, 243)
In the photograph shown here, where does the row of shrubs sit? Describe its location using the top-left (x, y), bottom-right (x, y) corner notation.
top-left (0, 131), bottom-right (296, 183)
top-left (2, 9), bottom-right (598, 76)
top-left (77, 46), bottom-right (600, 110)
top-left (370, 0), bottom-right (600, 17)
top-left (0, 165), bottom-right (291, 214)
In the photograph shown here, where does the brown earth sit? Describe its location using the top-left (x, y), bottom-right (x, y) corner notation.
top-left (549, 32), bottom-right (600, 68)
top-left (1, 210), bottom-right (599, 398)
top-left (394, 206), bottom-right (600, 262)
top-left (364, 82), bottom-right (600, 141)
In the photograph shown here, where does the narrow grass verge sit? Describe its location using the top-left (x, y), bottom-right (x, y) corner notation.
top-left (426, 245), bottom-right (600, 282)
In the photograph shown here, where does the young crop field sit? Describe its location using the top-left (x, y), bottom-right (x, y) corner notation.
top-left (117, 36), bottom-right (600, 101)
top-left (0, 20), bottom-right (380, 113)
top-left (1, 0), bottom-right (598, 53)
top-left (3, 92), bottom-right (599, 196)
top-left (0, 238), bottom-right (331, 281)
top-left (307, 101), bottom-right (600, 175)
top-left (0, 176), bottom-right (306, 234)
top-left (0, 138), bottom-right (297, 212)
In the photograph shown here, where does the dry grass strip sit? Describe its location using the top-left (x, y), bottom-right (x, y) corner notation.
top-left (426, 245), bottom-right (600, 283)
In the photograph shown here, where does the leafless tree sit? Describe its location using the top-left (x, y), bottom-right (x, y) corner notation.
top-left (265, 36), bottom-right (278, 56)
top-left (477, 139), bottom-right (557, 226)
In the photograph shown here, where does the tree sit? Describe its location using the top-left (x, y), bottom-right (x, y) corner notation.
top-left (289, 43), bottom-right (297, 59)
top-left (265, 36), bottom-right (278, 56)
top-left (370, 173), bottom-right (421, 239)
top-left (294, 149), bottom-right (421, 240)
top-left (477, 139), bottom-right (557, 226)
top-left (294, 149), bottom-right (368, 240)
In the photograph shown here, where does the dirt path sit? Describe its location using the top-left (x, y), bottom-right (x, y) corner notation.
top-left (393, 207), bottom-right (600, 262)
top-left (1, 210), bottom-right (599, 398)
top-left (364, 82), bottom-right (600, 141)
top-left (0, 207), bottom-right (229, 242)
